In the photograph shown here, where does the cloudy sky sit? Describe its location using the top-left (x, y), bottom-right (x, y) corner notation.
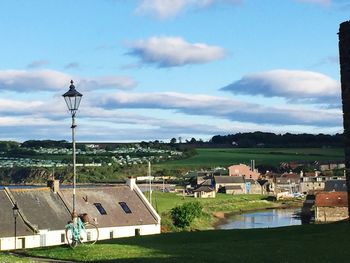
top-left (0, 0), bottom-right (349, 142)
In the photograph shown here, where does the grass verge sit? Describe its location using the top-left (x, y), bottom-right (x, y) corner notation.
top-left (16, 221), bottom-right (350, 263)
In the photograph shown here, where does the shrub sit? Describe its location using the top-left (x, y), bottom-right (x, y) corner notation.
top-left (170, 202), bottom-right (203, 228)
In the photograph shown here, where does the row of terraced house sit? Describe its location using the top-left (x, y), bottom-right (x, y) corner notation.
top-left (0, 177), bottom-right (160, 251)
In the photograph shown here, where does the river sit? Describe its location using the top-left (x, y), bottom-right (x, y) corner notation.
top-left (217, 208), bottom-right (302, 230)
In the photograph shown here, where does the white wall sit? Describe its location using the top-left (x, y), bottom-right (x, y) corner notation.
top-left (0, 224), bottom-right (161, 251)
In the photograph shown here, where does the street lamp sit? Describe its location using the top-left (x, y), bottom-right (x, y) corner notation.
top-left (12, 203), bottom-right (19, 250)
top-left (63, 80), bottom-right (82, 220)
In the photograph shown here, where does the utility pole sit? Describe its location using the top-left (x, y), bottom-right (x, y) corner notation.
top-left (148, 161), bottom-right (152, 206)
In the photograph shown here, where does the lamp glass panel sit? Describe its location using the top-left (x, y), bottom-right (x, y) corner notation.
top-left (74, 95), bottom-right (82, 110)
top-left (64, 96), bottom-right (73, 111)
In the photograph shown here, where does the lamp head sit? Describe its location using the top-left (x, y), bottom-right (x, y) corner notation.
top-left (62, 80), bottom-right (83, 116)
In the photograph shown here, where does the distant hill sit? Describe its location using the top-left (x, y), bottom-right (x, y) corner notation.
top-left (206, 132), bottom-right (344, 148)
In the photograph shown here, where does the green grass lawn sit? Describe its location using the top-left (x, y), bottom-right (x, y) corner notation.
top-left (157, 148), bottom-right (344, 169)
top-left (15, 221), bottom-right (350, 263)
top-left (153, 192), bottom-right (274, 214)
top-left (0, 253), bottom-right (36, 262)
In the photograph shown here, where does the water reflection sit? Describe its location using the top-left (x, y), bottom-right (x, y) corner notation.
top-left (218, 209), bottom-right (301, 230)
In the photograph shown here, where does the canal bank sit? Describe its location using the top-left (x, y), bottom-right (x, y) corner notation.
top-left (216, 208), bottom-right (302, 229)
top-left (212, 200), bottom-right (303, 229)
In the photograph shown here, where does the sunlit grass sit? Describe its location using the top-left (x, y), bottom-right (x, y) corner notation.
top-left (0, 253), bottom-right (36, 263)
top-left (20, 221), bottom-right (350, 263)
top-left (23, 244), bottom-right (170, 262)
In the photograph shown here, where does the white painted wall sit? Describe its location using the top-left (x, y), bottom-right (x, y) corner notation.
top-left (0, 224), bottom-right (161, 251)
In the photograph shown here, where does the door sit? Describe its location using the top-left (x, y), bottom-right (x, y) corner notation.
top-left (17, 238), bottom-right (25, 249)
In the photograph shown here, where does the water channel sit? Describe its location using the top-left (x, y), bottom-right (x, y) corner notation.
top-left (217, 208), bottom-right (302, 230)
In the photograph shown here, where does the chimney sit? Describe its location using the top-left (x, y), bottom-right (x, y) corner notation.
top-left (126, 176), bottom-right (136, 190)
top-left (47, 179), bottom-right (60, 193)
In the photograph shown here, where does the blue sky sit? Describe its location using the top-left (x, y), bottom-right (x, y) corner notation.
top-left (0, 0), bottom-right (349, 142)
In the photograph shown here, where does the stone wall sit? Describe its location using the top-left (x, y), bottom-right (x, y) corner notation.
top-left (315, 206), bottom-right (348, 222)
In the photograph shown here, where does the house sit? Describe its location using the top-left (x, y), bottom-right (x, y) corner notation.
top-left (300, 175), bottom-right (327, 194)
top-left (318, 162), bottom-right (345, 171)
top-left (275, 172), bottom-right (300, 194)
top-left (228, 164), bottom-right (260, 180)
top-left (314, 192), bottom-right (348, 222)
top-left (0, 186), bottom-right (71, 250)
top-left (214, 176), bottom-right (246, 194)
top-left (245, 179), bottom-right (262, 194)
top-left (193, 185), bottom-right (216, 198)
top-left (324, 180), bottom-right (347, 192)
top-left (0, 177), bottom-right (160, 251)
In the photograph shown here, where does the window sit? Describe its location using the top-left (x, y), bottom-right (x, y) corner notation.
top-left (87, 232), bottom-right (91, 241)
top-left (119, 202), bottom-right (132, 214)
top-left (94, 203), bottom-right (107, 215)
top-left (61, 233), bottom-right (65, 243)
top-left (110, 231), bottom-right (114, 239)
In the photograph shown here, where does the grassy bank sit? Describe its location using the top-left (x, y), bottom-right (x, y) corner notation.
top-left (15, 221), bottom-right (350, 262)
top-left (151, 192), bottom-right (282, 231)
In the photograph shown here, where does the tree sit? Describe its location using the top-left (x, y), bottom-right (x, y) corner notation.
top-left (170, 202), bottom-right (202, 228)
top-left (170, 138), bottom-right (177, 144)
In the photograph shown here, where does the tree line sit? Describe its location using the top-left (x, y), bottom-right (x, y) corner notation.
top-left (208, 132), bottom-right (344, 148)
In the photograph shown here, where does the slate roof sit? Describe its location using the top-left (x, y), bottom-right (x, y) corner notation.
top-left (315, 192), bottom-right (348, 207)
top-left (1, 184), bottom-right (159, 239)
top-left (0, 190), bottom-right (37, 237)
top-left (324, 180), bottom-right (347, 192)
top-left (214, 176), bottom-right (245, 184)
top-left (59, 186), bottom-right (158, 227)
top-left (9, 188), bottom-right (71, 231)
top-left (193, 186), bottom-right (215, 192)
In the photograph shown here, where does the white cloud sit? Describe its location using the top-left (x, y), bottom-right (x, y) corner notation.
top-left (221, 70), bottom-right (340, 105)
top-left (127, 36), bottom-right (226, 67)
top-left (94, 91), bottom-right (342, 127)
top-left (136, 0), bottom-right (241, 18)
top-left (0, 116), bottom-right (59, 127)
top-left (0, 92), bottom-right (342, 141)
top-left (0, 69), bottom-right (137, 93)
top-left (0, 70), bottom-right (71, 92)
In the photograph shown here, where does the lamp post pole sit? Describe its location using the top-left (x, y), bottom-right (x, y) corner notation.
top-left (12, 203), bottom-right (19, 250)
top-left (72, 113), bottom-right (77, 216)
top-left (63, 80), bottom-right (82, 220)
top-left (14, 215), bottom-right (17, 249)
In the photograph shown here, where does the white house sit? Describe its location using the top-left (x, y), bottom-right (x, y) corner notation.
top-left (0, 177), bottom-right (160, 251)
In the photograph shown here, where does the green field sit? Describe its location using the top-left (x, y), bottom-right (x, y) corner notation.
top-left (8, 221), bottom-right (349, 262)
top-left (157, 148), bottom-right (345, 169)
